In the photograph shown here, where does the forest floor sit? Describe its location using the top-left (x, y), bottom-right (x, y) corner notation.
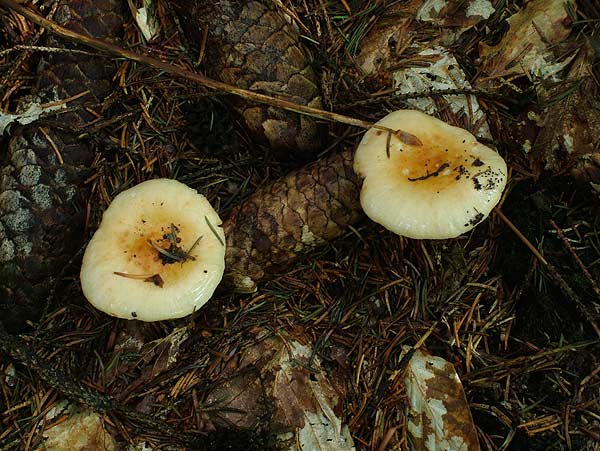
top-left (1, 0), bottom-right (600, 450)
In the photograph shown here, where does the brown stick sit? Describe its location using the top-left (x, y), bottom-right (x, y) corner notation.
top-left (0, 0), bottom-right (387, 133)
top-left (494, 208), bottom-right (548, 265)
top-left (495, 208), bottom-right (600, 337)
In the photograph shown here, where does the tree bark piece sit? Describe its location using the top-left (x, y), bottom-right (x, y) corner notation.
top-left (222, 149), bottom-right (362, 292)
top-left (172, 0), bottom-right (323, 160)
top-left (0, 0), bottom-right (125, 331)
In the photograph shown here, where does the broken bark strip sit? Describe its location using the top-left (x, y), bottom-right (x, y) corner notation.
top-left (222, 149), bottom-right (362, 292)
top-left (172, 0), bottom-right (323, 160)
top-left (0, 0), bottom-right (125, 331)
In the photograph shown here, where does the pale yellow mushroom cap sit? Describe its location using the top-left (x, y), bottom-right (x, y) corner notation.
top-left (80, 179), bottom-right (226, 321)
top-left (354, 110), bottom-right (507, 239)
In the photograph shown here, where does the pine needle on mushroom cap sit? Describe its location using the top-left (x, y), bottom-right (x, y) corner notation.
top-left (354, 110), bottom-right (507, 239)
top-left (80, 179), bottom-right (226, 321)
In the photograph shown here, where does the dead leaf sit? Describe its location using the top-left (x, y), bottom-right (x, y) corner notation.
top-left (532, 41), bottom-right (600, 185)
top-left (203, 368), bottom-right (267, 430)
top-left (43, 407), bottom-right (116, 451)
top-left (199, 332), bottom-right (355, 450)
top-left (402, 347), bottom-right (480, 451)
top-left (139, 326), bottom-right (189, 378)
top-left (267, 341), bottom-right (354, 450)
top-left (417, 0), bottom-right (495, 29)
top-left (479, 0), bottom-right (572, 79)
top-left (393, 46), bottom-right (492, 139)
top-left (106, 325), bottom-right (189, 401)
top-left (0, 100), bottom-right (67, 134)
top-left (128, 0), bottom-right (159, 42)
top-left (355, 2), bottom-right (421, 78)
top-left (396, 130), bottom-right (423, 147)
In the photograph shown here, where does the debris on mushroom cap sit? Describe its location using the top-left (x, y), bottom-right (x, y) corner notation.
top-left (353, 110), bottom-right (507, 240)
top-left (80, 179), bottom-right (226, 321)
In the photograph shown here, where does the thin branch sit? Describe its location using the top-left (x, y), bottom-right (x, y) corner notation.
top-left (496, 208), bottom-right (600, 337)
top-left (0, 323), bottom-right (209, 448)
top-left (0, 0), bottom-right (393, 134)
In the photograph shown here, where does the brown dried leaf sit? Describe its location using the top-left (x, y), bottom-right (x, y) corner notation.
top-left (355, 2), bottom-right (421, 78)
top-left (417, 0), bottom-right (495, 29)
top-left (42, 408), bottom-right (115, 451)
top-left (266, 340), bottom-right (355, 450)
top-left (396, 130), bottom-right (423, 147)
top-left (402, 347), bottom-right (480, 451)
top-left (129, 0), bottom-right (159, 41)
top-left (392, 47), bottom-right (492, 138)
top-left (139, 326), bottom-right (189, 378)
top-left (533, 42), bottom-right (600, 184)
top-left (200, 333), bottom-right (355, 450)
top-left (479, 0), bottom-right (572, 79)
top-left (203, 369), bottom-right (267, 430)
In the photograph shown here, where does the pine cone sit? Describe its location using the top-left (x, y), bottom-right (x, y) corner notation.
top-left (0, 0), bottom-right (125, 330)
top-left (172, 0), bottom-right (323, 160)
top-left (223, 149), bottom-right (361, 292)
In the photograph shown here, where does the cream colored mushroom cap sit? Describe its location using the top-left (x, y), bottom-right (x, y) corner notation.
top-left (80, 179), bottom-right (225, 321)
top-left (354, 110), bottom-right (507, 239)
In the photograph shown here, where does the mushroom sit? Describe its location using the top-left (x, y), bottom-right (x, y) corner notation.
top-left (353, 110), bottom-right (507, 239)
top-left (80, 179), bottom-right (225, 321)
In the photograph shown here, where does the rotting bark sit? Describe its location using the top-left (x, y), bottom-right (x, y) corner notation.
top-left (172, 0), bottom-right (323, 160)
top-left (0, 0), bottom-right (125, 331)
top-left (222, 149), bottom-right (362, 293)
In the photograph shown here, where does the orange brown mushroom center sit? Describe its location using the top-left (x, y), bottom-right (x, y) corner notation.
top-left (117, 217), bottom-right (203, 287)
top-left (376, 129), bottom-right (500, 194)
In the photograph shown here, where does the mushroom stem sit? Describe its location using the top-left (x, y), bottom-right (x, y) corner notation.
top-left (222, 149), bottom-right (362, 292)
top-left (0, 0), bottom-right (126, 331)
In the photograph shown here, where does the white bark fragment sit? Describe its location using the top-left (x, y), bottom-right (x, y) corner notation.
top-left (392, 47), bottom-right (492, 139)
top-left (0, 96), bottom-right (66, 134)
